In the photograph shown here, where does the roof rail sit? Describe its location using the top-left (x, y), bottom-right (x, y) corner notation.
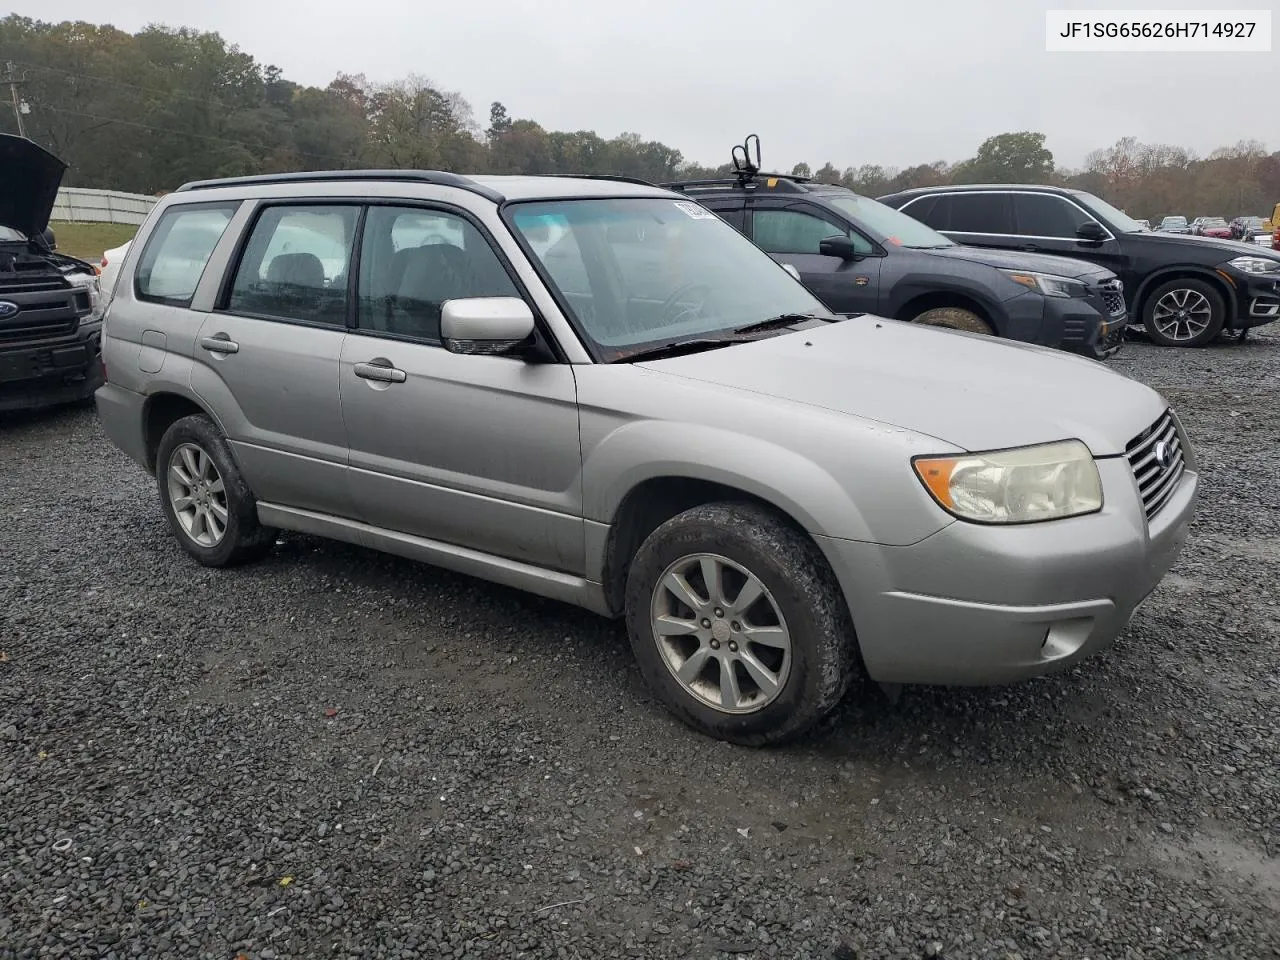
top-left (662, 175), bottom-right (810, 194)
top-left (539, 173), bottom-right (659, 188)
top-left (173, 169), bottom-right (505, 203)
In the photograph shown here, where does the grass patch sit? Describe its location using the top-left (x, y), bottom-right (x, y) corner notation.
top-left (47, 221), bottom-right (138, 262)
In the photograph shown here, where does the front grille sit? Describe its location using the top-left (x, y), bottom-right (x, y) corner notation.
top-left (1125, 410), bottom-right (1185, 520)
top-left (1099, 279), bottom-right (1126, 317)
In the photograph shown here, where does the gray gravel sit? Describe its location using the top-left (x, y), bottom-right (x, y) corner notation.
top-left (2, 329), bottom-right (1278, 960)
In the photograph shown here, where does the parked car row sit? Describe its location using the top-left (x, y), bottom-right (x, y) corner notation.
top-left (86, 161), bottom-right (1199, 745)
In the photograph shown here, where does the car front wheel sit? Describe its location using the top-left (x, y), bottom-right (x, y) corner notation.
top-left (1142, 278), bottom-right (1226, 347)
top-left (911, 306), bottom-right (995, 336)
top-left (624, 501), bottom-right (858, 745)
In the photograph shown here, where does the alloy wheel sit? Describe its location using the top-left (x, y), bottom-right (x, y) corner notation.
top-left (166, 442), bottom-right (228, 547)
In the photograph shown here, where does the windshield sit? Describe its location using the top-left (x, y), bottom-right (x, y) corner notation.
top-left (1077, 193), bottom-right (1150, 233)
top-left (508, 197), bottom-right (834, 359)
top-left (0, 226), bottom-right (25, 242)
top-left (1162, 216), bottom-right (1187, 226)
top-left (821, 193), bottom-right (954, 249)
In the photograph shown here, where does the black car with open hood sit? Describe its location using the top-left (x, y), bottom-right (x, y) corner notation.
top-left (0, 133), bottom-right (105, 412)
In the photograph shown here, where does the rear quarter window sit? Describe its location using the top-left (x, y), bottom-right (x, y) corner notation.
top-left (135, 203), bottom-right (240, 305)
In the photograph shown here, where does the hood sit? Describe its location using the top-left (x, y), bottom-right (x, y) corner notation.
top-left (923, 244), bottom-right (1111, 280)
top-left (1141, 230), bottom-right (1280, 260)
top-left (0, 134), bottom-right (67, 238)
top-left (637, 317), bottom-right (1166, 457)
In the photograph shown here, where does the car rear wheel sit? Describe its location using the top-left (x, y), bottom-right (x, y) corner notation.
top-left (912, 306), bottom-right (995, 336)
top-left (155, 414), bottom-right (275, 567)
top-left (624, 501), bottom-right (858, 746)
top-left (1142, 278), bottom-right (1225, 347)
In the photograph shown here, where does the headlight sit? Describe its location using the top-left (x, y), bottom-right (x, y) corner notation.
top-left (67, 271), bottom-right (103, 319)
top-left (912, 440), bottom-right (1102, 524)
top-left (1226, 256), bottom-right (1280, 275)
top-left (1000, 270), bottom-right (1088, 298)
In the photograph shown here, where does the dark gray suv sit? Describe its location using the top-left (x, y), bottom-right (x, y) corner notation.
top-left (665, 157), bottom-right (1126, 359)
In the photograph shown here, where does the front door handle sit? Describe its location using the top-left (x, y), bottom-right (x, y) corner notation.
top-left (353, 360), bottom-right (407, 384)
top-left (199, 335), bottom-right (239, 355)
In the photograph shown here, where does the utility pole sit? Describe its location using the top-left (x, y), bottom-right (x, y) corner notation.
top-left (4, 61), bottom-right (27, 138)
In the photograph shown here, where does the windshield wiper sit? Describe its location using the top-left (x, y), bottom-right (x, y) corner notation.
top-left (612, 337), bottom-right (746, 364)
top-left (732, 312), bottom-right (834, 335)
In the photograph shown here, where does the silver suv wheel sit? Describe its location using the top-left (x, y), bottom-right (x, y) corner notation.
top-left (166, 441), bottom-right (228, 547)
top-left (650, 552), bottom-right (792, 714)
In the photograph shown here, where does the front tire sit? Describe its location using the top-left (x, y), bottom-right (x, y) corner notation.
top-left (155, 414), bottom-right (274, 567)
top-left (1141, 278), bottom-right (1226, 347)
top-left (624, 502), bottom-right (858, 746)
top-left (911, 306), bottom-right (995, 336)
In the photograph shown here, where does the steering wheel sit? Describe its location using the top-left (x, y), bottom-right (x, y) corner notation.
top-left (659, 282), bottom-right (714, 326)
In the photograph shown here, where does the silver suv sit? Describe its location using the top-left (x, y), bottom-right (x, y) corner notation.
top-left (95, 171), bottom-right (1198, 745)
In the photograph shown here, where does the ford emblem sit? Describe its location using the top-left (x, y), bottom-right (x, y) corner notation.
top-left (0, 300), bottom-right (19, 319)
top-left (1154, 440), bottom-right (1172, 469)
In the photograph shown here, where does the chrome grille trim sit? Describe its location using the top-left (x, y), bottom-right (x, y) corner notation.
top-left (1125, 410), bottom-right (1184, 521)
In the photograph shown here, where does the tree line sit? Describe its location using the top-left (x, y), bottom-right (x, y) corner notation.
top-left (2, 16), bottom-right (1277, 221)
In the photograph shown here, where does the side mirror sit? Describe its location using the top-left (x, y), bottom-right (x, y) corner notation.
top-left (781, 263), bottom-right (801, 281)
top-left (819, 235), bottom-right (859, 260)
top-left (1076, 222), bottom-right (1107, 242)
top-left (441, 297), bottom-right (536, 356)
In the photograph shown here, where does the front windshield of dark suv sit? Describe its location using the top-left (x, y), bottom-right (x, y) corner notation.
top-left (509, 197), bottom-right (835, 359)
top-left (821, 193), bottom-right (954, 249)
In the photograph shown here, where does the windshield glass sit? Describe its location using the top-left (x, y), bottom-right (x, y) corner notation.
top-left (1077, 193), bottom-right (1150, 233)
top-left (0, 226), bottom-right (25, 242)
top-left (821, 193), bottom-right (954, 248)
top-left (508, 197), bottom-right (834, 359)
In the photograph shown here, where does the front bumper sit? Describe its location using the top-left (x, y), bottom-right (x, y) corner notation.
top-left (1225, 270), bottom-right (1280, 329)
top-left (816, 456), bottom-right (1198, 686)
top-left (0, 323), bottom-right (103, 413)
top-left (1042, 286), bottom-right (1127, 360)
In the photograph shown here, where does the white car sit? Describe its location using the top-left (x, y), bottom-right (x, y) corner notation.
top-left (99, 240), bottom-right (131, 300)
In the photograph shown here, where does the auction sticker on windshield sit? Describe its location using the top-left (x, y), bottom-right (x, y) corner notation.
top-left (673, 201), bottom-right (717, 220)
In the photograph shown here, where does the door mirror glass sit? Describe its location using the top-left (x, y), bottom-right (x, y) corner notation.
top-left (441, 297), bottom-right (536, 355)
top-left (1076, 221), bottom-right (1108, 242)
top-left (819, 235), bottom-right (859, 260)
top-left (781, 263), bottom-right (801, 281)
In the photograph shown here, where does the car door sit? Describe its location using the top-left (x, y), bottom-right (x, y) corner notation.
top-left (339, 203), bottom-right (584, 574)
top-left (746, 201), bottom-right (881, 315)
top-left (1006, 192), bottom-right (1127, 275)
top-left (191, 201), bottom-right (358, 519)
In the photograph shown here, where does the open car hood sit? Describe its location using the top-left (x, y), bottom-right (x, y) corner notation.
top-left (0, 134), bottom-right (67, 238)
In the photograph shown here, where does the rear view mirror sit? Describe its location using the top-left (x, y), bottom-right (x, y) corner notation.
top-left (1076, 222), bottom-right (1107, 242)
top-left (819, 235), bottom-right (859, 260)
top-left (441, 297), bottom-right (536, 356)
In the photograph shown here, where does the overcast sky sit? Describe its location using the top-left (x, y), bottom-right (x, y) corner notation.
top-left (11, 0), bottom-right (1277, 172)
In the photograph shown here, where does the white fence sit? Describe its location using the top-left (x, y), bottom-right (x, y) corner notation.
top-left (51, 188), bottom-right (158, 225)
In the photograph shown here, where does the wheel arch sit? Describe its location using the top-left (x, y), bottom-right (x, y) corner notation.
top-left (1133, 267), bottom-right (1238, 324)
top-left (142, 390), bottom-right (221, 475)
top-left (893, 289), bottom-right (996, 330)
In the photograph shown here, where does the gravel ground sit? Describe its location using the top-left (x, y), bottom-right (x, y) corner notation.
top-left (1, 330), bottom-right (1278, 960)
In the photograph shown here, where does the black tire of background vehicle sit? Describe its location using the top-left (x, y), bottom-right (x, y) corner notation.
top-left (911, 306), bottom-right (995, 336)
top-left (1141, 277), bottom-right (1226, 348)
top-left (624, 501), bottom-right (859, 746)
top-left (155, 413), bottom-right (275, 567)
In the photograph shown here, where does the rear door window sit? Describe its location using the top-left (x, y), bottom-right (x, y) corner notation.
top-left (226, 205), bottom-right (358, 327)
top-left (135, 203), bottom-right (239, 304)
top-left (933, 193), bottom-right (1015, 235)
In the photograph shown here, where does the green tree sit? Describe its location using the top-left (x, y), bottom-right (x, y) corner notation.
top-left (955, 131), bottom-right (1054, 184)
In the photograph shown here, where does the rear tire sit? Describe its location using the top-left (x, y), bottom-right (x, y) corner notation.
top-left (624, 501), bottom-right (858, 746)
top-left (911, 306), bottom-right (995, 336)
top-left (155, 414), bottom-right (275, 568)
top-left (1141, 278), bottom-right (1225, 347)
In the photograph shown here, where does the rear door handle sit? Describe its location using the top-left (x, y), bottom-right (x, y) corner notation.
top-left (353, 361), bottom-right (407, 384)
top-left (199, 335), bottom-right (239, 355)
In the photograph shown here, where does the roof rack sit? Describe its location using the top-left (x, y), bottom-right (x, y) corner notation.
top-left (661, 134), bottom-right (814, 194)
top-left (173, 169), bottom-right (505, 203)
